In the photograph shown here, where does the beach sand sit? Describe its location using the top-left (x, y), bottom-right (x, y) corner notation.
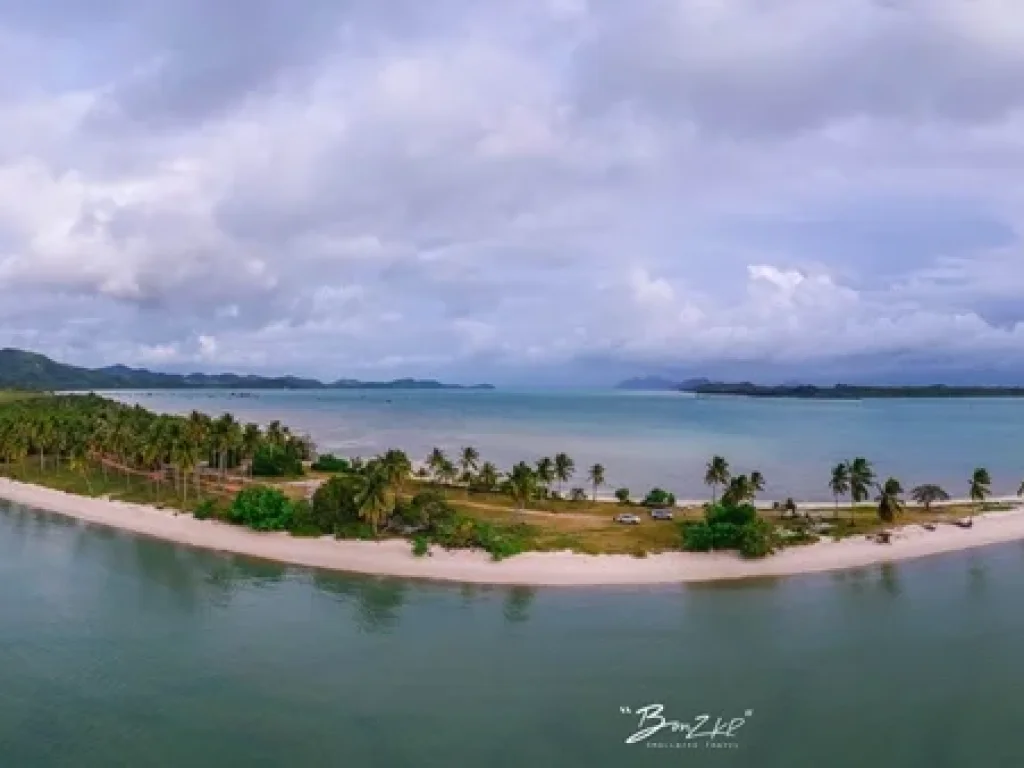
top-left (2, 477), bottom-right (1022, 587)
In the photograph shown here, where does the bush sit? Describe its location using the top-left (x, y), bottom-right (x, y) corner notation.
top-left (614, 487), bottom-right (631, 505)
top-left (570, 488), bottom-right (588, 502)
top-left (682, 503), bottom-right (777, 558)
top-left (309, 475), bottom-right (365, 534)
top-left (228, 486), bottom-right (294, 531)
top-left (311, 453), bottom-right (351, 473)
top-left (739, 518), bottom-right (777, 559)
top-left (411, 535), bottom-right (430, 557)
top-left (423, 513), bottom-right (528, 561)
top-left (472, 520), bottom-right (526, 561)
top-left (709, 521), bottom-right (742, 549)
top-left (681, 521), bottom-right (714, 552)
top-left (252, 444), bottom-right (304, 477)
top-left (410, 490), bottom-right (457, 529)
top-left (335, 521), bottom-right (376, 540)
top-left (289, 499), bottom-right (323, 537)
top-left (193, 498), bottom-right (218, 521)
top-left (643, 487), bottom-right (676, 507)
top-left (706, 503), bottom-right (758, 527)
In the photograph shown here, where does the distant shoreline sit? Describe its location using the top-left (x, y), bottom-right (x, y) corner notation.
top-left (3, 478), bottom-right (1023, 587)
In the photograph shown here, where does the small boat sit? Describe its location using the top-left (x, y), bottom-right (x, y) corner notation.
top-left (953, 518), bottom-right (974, 529)
top-left (922, 523), bottom-right (937, 532)
top-left (876, 531), bottom-right (893, 544)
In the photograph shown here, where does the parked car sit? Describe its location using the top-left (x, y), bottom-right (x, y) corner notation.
top-left (614, 513), bottom-right (641, 525)
top-left (649, 508), bottom-right (674, 520)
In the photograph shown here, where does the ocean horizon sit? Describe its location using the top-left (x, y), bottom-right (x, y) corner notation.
top-left (106, 388), bottom-right (1024, 502)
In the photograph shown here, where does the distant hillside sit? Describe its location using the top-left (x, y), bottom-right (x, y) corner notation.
top-left (685, 381), bottom-right (1024, 399)
top-left (617, 376), bottom-right (711, 391)
top-left (0, 348), bottom-right (494, 391)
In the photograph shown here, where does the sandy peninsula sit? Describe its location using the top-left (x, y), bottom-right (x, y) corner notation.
top-left (2, 477), bottom-right (1023, 587)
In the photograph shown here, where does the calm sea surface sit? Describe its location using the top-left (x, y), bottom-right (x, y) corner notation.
top-left (109, 389), bottom-right (1024, 501)
top-left (3, 501), bottom-right (1024, 767)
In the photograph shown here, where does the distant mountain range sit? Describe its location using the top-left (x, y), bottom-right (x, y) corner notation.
top-left (615, 374), bottom-right (1024, 399)
top-left (0, 348), bottom-right (494, 391)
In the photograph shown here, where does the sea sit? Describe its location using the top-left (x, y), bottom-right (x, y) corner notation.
top-left (3, 500), bottom-right (1024, 767)
top-left (107, 389), bottom-right (1024, 502)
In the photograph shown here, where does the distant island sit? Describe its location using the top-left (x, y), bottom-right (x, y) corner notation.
top-left (683, 382), bottom-right (1024, 399)
top-left (615, 375), bottom-right (1024, 399)
top-left (616, 376), bottom-right (710, 391)
top-left (0, 348), bottom-right (494, 392)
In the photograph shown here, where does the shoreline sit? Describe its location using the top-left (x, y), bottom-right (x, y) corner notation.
top-left (2, 477), bottom-right (1023, 587)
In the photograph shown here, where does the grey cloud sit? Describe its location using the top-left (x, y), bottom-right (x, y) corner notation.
top-left (575, 0), bottom-right (1024, 136)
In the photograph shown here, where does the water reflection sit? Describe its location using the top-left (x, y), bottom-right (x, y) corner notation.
top-left (502, 587), bottom-right (535, 624)
top-left (967, 556), bottom-right (987, 597)
top-left (313, 572), bottom-right (409, 633)
top-left (878, 563), bottom-right (901, 596)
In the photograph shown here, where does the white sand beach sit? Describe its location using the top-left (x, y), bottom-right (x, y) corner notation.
top-left (2, 477), bottom-right (1023, 587)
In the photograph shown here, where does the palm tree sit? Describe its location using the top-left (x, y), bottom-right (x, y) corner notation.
top-left (829, 462), bottom-right (850, 519)
top-left (458, 446), bottom-right (480, 479)
top-left (476, 461), bottom-right (499, 493)
top-left (704, 456), bottom-right (730, 503)
top-left (438, 458), bottom-right (458, 490)
top-left (910, 484), bottom-right (950, 511)
top-left (749, 470), bottom-right (765, 500)
top-left (848, 457), bottom-right (875, 524)
top-left (876, 477), bottom-right (904, 523)
top-left (554, 452), bottom-right (575, 496)
top-left (69, 444), bottom-right (92, 494)
top-left (969, 467), bottom-right (991, 519)
top-left (241, 423), bottom-right (261, 479)
top-left (535, 457), bottom-right (555, 495)
top-left (427, 447), bottom-right (447, 484)
top-left (508, 462), bottom-right (538, 510)
top-left (265, 420), bottom-right (286, 447)
top-left (588, 463), bottom-right (606, 502)
top-left (722, 475), bottom-right (753, 506)
top-left (358, 467), bottom-right (392, 534)
top-left (381, 449), bottom-right (412, 503)
top-left (1018, 479), bottom-right (1024, 498)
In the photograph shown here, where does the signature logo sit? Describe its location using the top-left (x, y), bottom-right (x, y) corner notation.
top-left (619, 704), bottom-right (753, 749)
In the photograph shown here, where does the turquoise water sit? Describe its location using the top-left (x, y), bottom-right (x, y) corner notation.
top-left (3, 500), bottom-right (1024, 766)
top-left (112, 389), bottom-right (1024, 501)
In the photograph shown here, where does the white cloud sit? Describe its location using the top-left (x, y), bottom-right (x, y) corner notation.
top-left (1, 0), bottom-right (1024, 383)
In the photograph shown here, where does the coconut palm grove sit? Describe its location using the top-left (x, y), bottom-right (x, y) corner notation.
top-left (0, 392), bottom-right (1018, 560)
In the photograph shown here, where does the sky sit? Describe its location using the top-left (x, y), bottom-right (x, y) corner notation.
top-left (2, 0), bottom-right (1024, 386)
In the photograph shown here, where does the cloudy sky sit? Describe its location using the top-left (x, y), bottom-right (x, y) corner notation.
top-left (2, 0), bottom-right (1024, 385)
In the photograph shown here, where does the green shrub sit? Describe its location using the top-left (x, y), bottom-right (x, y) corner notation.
top-left (570, 488), bottom-right (588, 502)
top-left (335, 521), bottom-right (376, 540)
top-left (681, 521), bottom-right (714, 552)
top-left (709, 521), bottom-right (742, 549)
top-left (411, 535), bottom-right (430, 557)
top-left (252, 444), bottom-right (304, 477)
top-left (193, 498), bottom-right (218, 521)
top-left (311, 453), bottom-right (350, 472)
top-left (643, 487), bottom-right (676, 507)
top-left (228, 486), bottom-right (294, 531)
top-left (310, 475), bottom-right (364, 534)
top-left (739, 518), bottom-right (777, 559)
top-left (289, 499), bottom-right (324, 537)
top-left (706, 503), bottom-right (758, 527)
top-left (614, 487), bottom-right (631, 504)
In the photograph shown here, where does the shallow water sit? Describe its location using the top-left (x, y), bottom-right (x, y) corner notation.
top-left (112, 388), bottom-right (1024, 500)
top-left (3, 500), bottom-right (1024, 767)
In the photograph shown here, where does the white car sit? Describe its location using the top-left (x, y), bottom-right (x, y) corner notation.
top-left (649, 508), bottom-right (674, 520)
top-left (614, 513), bottom-right (641, 525)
